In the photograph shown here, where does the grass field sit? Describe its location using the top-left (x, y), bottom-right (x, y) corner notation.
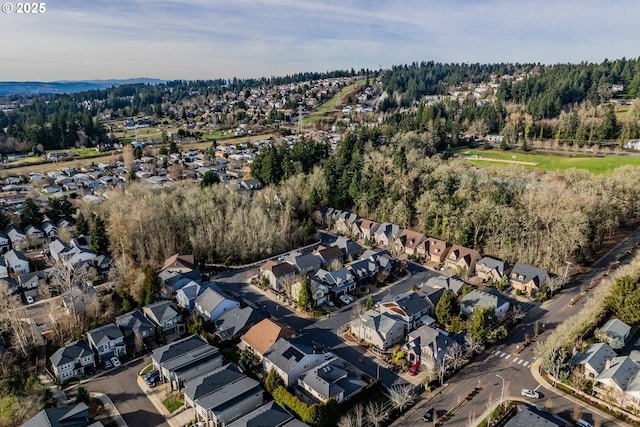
top-left (302, 79), bottom-right (367, 124)
top-left (463, 148), bottom-right (640, 174)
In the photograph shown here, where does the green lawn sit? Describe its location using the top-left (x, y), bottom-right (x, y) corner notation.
top-left (203, 130), bottom-right (234, 140)
top-left (162, 394), bottom-right (184, 413)
top-left (462, 148), bottom-right (640, 174)
top-left (140, 364), bottom-right (154, 376)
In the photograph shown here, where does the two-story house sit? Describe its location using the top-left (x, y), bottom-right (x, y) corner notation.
top-left (379, 291), bottom-right (432, 331)
top-left (115, 310), bottom-right (156, 347)
top-left (143, 300), bottom-right (185, 335)
top-left (416, 237), bottom-right (449, 263)
top-left (50, 339), bottom-right (95, 382)
top-left (460, 288), bottom-right (510, 319)
top-left (259, 261), bottom-right (297, 292)
top-left (509, 262), bottom-right (549, 295)
top-left (297, 359), bottom-right (366, 404)
top-left (476, 256), bottom-right (510, 282)
top-left (86, 323), bottom-right (126, 362)
top-left (194, 287), bottom-right (240, 322)
top-left (263, 336), bottom-right (329, 387)
top-left (444, 244), bottom-right (480, 274)
top-left (4, 249), bottom-right (30, 275)
top-left (240, 318), bottom-right (295, 361)
top-left (350, 309), bottom-right (405, 351)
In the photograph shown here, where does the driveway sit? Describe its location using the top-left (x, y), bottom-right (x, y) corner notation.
top-left (83, 357), bottom-right (168, 427)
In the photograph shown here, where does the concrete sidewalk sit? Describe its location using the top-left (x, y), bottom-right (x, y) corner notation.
top-left (91, 392), bottom-right (128, 427)
top-left (137, 376), bottom-right (189, 427)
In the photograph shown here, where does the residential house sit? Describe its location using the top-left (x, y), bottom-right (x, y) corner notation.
top-left (50, 339), bottom-right (95, 383)
top-left (213, 306), bottom-right (262, 341)
top-left (259, 260), bottom-right (297, 291)
top-left (380, 291), bottom-right (432, 331)
top-left (194, 287), bottom-right (240, 321)
top-left (346, 257), bottom-right (379, 283)
top-left (509, 262), bottom-right (549, 295)
top-left (503, 404), bottom-right (569, 427)
top-left (18, 271), bottom-right (46, 291)
top-left (291, 278), bottom-right (329, 307)
top-left (226, 401), bottom-right (306, 427)
top-left (0, 232), bottom-right (10, 253)
top-left (333, 236), bottom-right (363, 261)
top-left (61, 285), bottom-right (98, 316)
top-left (373, 222), bottom-right (402, 247)
top-left (263, 336), bottom-right (329, 387)
top-left (115, 310), bottom-right (156, 347)
top-left (405, 325), bottom-right (464, 369)
top-left (42, 221), bottom-right (58, 239)
top-left (86, 323), bottom-right (126, 362)
top-left (151, 334), bottom-right (223, 390)
top-left (6, 227), bottom-right (25, 246)
top-left (354, 218), bottom-right (379, 243)
top-left (161, 253), bottom-right (196, 273)
top-left (313, 246), bottom-right (344, 268)
top-left (184, 363), bottom-right (263, 427)
top-left (238, 178), bottom-right (263, 191)
top-left (334, 211), bottom-right (359, 235)
top-left (424, 275), bottom-right (467, 296)
top-left (417, 237), bottom-right (449, 263)
top-left (313, 268), bottom-right (356, 298)
top-left (393, 229), bottom-right (426, 257)
top-left (572, 342), bottom-right (618, 379)
top-left (600, 318), bottom-right (631, 344)
top-left (21, 403), bottom-right (93, 427)
top-left (285, 252), bottom-right (322, 276)
top-left (5, 249), bottom-right (30, 275)
top-left (175, 280), bottom-right (204, 310)
top-left (476, 257), bottom-right (510, 282)
top-left (24, 224), bottom-right (44, 241)
top-left (159, 268), bottom-right (202, 295)
top-left (92, 254), bottom-right (114, 278)
top-left (460, 288), bottom-right (510, 319)
top-left (444, 244), bottom-right (480, 274)
top-left (350, 309), bottom-right (405, 351)
top-left (143, 300), bottom-right (185, 335)
top-left (594, 356), bottom-right (640, 407)
top-left (361, 249), bottom-right (395, 275)
top-left (240, 318), bottom-right (295, 361)
top-left (297, 359), bottom-right (366, 404)
top-left (48, 238), bottom-right (96, 265)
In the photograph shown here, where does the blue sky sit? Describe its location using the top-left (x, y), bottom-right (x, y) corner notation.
top-left (2, 0), bottom-right (640, 81)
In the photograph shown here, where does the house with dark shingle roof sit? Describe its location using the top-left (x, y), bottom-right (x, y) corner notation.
top-left (151, 334), bottom-right (223, 390)
top-left (503, 404), bottom-right (569, 427)
top-left (313, 245), bottom-right (344, 267)
top-left (444, 244), bottom-right (480, 274)
top-left (297, 359), bottom-right (366, 404)
top-left (86, 323), bottom-right (126, 361)
top-left (115, 310), bottom-right (156, 346)
top-left (425, 275), bottom-right (468, 296)
top-left (143, 300), bottom-right (184, 335)
top-left (333, 236), bottom-right (363, 261)
top-left (226, 401), bottom-right (307, 427)
top-left (259, 260), bottom-right (297, 291)
top-left (509, 262), bottom-right (549, 295)
top-left (460, 288), bottom-right (510, 319)
top-left (50, 339), bottom-right (95, 383)
top-left (284, 252), bottom-right (322, 276)
top-left (159, 268), bottom-right (202, 295)
top-left (405, 325), bottom-right (464, 369)
top-left (393, 229), bottom-right (427, 257)
top-left (476, 256), bottom-right (510, 282)
top-left (416, 237), bottom-right (449, 263)
top-left (175, 280), bottom-right (204, 310)
top-left (572, 342), bottom-right (617, 379)
top-left (313, 267), bottom-right (356, 297)
top-left (5, 249), bottom-right (29, 275)
top-left (380, 291), bottom-right (432, 331)
top-left (21, 402), bottom-right (94, 427)
top-left (213, 306), bottom-right (262, 342)
top-left (263, 336), bottom-right (329, 387)
top-left (184, 363), bottom-right (263, 426)
top-left (350, 309), bottom-right (405, 351)
top-left (373, 222), bottom-right (402, 247)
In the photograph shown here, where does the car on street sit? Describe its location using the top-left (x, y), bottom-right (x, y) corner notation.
top-left (422, 408), bottom-right (434, 422)
top-left (111, 356), bottom-right (121, 368)
top-left (520, 388), bottom-right (540, 399)
top-left (576, 420), bottom-right (593, 427)
top-left (26, 295), bottom-right (34, 304)
top-left (374, 300), bottom-right (381, 308)
top-left (408, 362), bottom-right (420, 376)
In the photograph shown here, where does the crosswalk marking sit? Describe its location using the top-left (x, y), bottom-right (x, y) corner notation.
top-left (490, 350), bottom-right (533, 367)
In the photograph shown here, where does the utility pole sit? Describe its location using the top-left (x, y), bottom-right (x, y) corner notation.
top-left (496, 374), bottom-right (506, 408)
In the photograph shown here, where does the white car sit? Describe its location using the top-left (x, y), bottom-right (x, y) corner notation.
top-left (111, 356), bottom-right (121, 368)
top-left (346, 294), bottom-right (355, 303)
top-left (26, 295), bottom-right (34, 304)
top-left (339, 295), bottom-right (351, 304)
top-left (521, 388), bottom-right (540, 399)
top-left (326, 300), bottom-right (335, 307)
top-left (375, 301), bottom-right (381, 308)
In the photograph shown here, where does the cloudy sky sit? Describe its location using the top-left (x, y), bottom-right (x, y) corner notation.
top-left (2, 0), bottom-right (639, 81)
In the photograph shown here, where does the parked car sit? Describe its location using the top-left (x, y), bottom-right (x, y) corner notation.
top-left (326, 300), bottom-right (335, 307)
top-left (374, 300), bottom-right (381, 308)
top-left (408, 362), bottom-right (420, 376)
top-left (146, 374), bottom-right (160, 384)
top-left (25, 295), bottom-right (34, 304)
top-left (103, 359), bottom-right (113, 369)
top-left (520, 388), bottom-right (540, 399)
top-left (339, 295), bottom-right (351, 304)
top-left (576, 420), bottom-right (593, 427)
top-left (111, 356), bottom-right (121, 368)
top-left (346, 294), bottom-right (355, 303)
top-left (143, 369), bottom-right (159, 380)
top-left (422, 408), bottom-right (434, 422)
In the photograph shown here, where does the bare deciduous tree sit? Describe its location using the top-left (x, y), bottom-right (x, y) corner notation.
top-left (365, 402), bottom-right (388, 427)
top-left (389, 384), bottom-right (414, 412)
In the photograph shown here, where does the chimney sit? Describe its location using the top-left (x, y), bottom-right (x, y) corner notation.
top-left (604, 359), bottom-right (611, 371)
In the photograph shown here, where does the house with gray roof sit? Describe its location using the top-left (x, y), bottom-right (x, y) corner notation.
top-left (21, 402), bottom-right (94, 427)
top-left (333, 236), bottom-right (363, 261)
top-left (50, 339), bottom-right (95, 383)
top-left (18, 271), bottom-right (46, 290)
top-left (259, 260), bottom-right (298, 291)
top-left (226, 401), bottom-right (307, 427)
top-left (460, 288), bottom-right (510, 319)
top-left (42, 221), bottom-right (58, 239)
top-left (425, 275), bottom-right (467, 296)
top-left (25, 224), bottom-right (44, 240)
top-left (572, 342), bottom-right (617, 379)
top-left (175, 280), bottom-right (204, 310)
top-left (334, 211), bottom-right (359, 235)
top-left (313, 267), bottom-right (356, 297)
top-left (373, 222), bottom-right (402, 247)
top-left (213, 306), bottom-right (262, 342)
top-left (184, 363), bottom-right (263, 427)
top-left (159, 268), bottom-right (202, 295)
top-left (405, 325), bottom-right (464, 369)
top-left (115, 310), bottom-right (155, 347)
top-left (346, 257), bottom-right (379, 283)
top-left (380, 291), bottom-right (432, 331)
top-left (5, 249), bottom-right (29, 275)
top-left (285, 252), bottom-right (322, 275)
top-left (263, 336), bottom-right (329, 387)
top-left (151, 334), bottom-right (223, 391)
top-left (143, 300), bottom-right (184, 335)
top-left (0, 232), bottom-right (9, 254)
top-left (594, 355), bottom-right (640, 406)
top-left (312, 246), bottom-right (344, 267)
top-left (6, 227), bottom-right (25, 246)
top-left (61, 285), bottom-right (98, 316)
top-left (509, 262), bottom-right (549, 295)
top-left (194, 287), bottom-right (240, 321)
top-left (86, 323), bottom-right (126, 362)
top-left (504, 404), bottom-right (569, 427)
top-left (476, 256), bottom-right (510, 282)
top-left (350, 309), bottom-right (405, 351)
top-left (0, 257), bottom-right (7, 279)
top-left (297, 359), bottom-right (366, 404)
top-left (600, 318), bottom-right (631, 344)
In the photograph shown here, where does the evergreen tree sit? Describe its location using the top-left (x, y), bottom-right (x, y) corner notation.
top-left (200, 170), bottom-right (220, 188)
top-left (467, 307), bottom-right (497, 342)
top-left (46, 197), bottom-right (75, 224)
top-left (0, 210), bottom-right (9, 231)
top-left (20, 198), bottom-right (43, 229)
top-left (90, 216), bottom-right (109, 255)
top-left (365, 294), bottom-right (375, 311)
top-left (298, 276), bottom-right (312, 311)
top-left (265, 368), bottom-right (284, 394)
top-left (238, 349), bottom-right (253, 373)
top-left (435, 290), bottom-right (458, 326)
top-left (75, 212), bottom-right (89, 235)
top-left (142, 265), bottom-right (161, 305)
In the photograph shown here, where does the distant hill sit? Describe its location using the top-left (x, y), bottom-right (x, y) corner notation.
top-left (0, 78), bottom-right (164, 96)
